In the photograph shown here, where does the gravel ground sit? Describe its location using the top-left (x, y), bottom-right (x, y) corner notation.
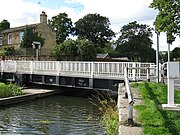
top-left (118, 83), bottom-right (143, 135)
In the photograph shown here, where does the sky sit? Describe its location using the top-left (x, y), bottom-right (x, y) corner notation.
top-left (0, 0), bottom-right (179, 51)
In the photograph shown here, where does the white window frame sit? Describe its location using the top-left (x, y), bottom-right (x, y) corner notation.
top-left (8, 34), bottom-right (12, 44)
top-left (20, 31), bottom-right (24, 43)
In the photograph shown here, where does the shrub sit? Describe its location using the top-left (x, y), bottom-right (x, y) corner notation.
top-left (0, 82), bottom-right (23, 98)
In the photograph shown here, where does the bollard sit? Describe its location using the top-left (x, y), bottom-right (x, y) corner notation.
top-left (127, 104), bottom-right (134, 126)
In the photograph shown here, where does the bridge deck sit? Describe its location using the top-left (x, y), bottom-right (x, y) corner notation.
top-left (0, 61), bottom-right (155, 80)
top-left (0, 61), bottom-right (156, 91)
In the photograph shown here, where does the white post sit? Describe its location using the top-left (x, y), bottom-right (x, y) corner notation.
top-left (90, 62), bottom-right (94, 78)
top-left (159, 63), bottom-right (162, 82)
top-left (30, 61), bottom-right (33, 74)
top-left (132, 62), bottom-right (136, 81)
top-left (168, 78), bottom-right (174, 105)
top-left (36, 48), bottom-right (39, 61)
top-left (156, 31), bottom-right (160, 83)
top-left (146, 67), bottom-right (150, 81)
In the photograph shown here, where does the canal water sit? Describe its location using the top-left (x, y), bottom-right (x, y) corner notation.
top-left (0, 93), bottom-right (106, 135)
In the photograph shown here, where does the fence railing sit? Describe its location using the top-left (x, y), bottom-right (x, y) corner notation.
top-left (0, 61), bottom-right (155, 80)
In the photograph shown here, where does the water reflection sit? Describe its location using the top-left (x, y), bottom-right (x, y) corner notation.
top-left (0, 95), bottom-right (106, 135)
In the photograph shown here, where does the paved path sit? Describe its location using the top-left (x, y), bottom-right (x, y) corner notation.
top-left (118, 84), bottom-right (143, 135)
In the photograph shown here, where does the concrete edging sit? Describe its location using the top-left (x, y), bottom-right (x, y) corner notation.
top-left (0, 90), bottom-right (61, 106)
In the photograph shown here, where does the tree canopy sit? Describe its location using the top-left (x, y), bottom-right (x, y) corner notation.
top-left (21, 25), bottom-right (45, 48)
top-left (77, 39), bottom-right (97, 61)
top-left (171, 47), bottom-right (180, 61)
top-left (0, 19), bottom-right (10, 31)
top-left (116, 21), bottom-right (155, 62)
top-left (51, 39), bottom-right (96, 61)
top-left (51, 39), bottom-right (78, 60)
top-left (75, 13), bottom-right (115, 48)
top-left (48, 12), bottom-right (74, 44)
top-left (150, 0), bottom-right (180, 43)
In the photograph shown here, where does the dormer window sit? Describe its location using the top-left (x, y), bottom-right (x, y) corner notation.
top-left (8, 34), bottom-right (12, 44)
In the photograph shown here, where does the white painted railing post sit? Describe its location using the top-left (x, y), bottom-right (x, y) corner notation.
top-left (30, 61), bottom-right (33, 74)
top-left (132, 62), bottom-right (136, 81)
top-left (57, 61), bottom-right (60, 75)
top-left (124, 67), bottom-right (134, 125)
top-left (90, 62), bottom-right (94, 78)
top-left (14, 61), bottom-right (17, 73)
top-left (146, 67), bottom-right (150, 82)
top-left (1, 61), bottom-right (4, 73)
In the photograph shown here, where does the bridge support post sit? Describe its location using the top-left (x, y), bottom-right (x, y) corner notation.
top-left (56, 76), bottom-right (59, 85)
top-left (14, 73), bottom-right (23, 86)
top-left (42, 75), bottom-right (45, 84)
top-left (89, 78), bottom-right (93, 89)
top-left (108, 80), bottom-right (113, 91)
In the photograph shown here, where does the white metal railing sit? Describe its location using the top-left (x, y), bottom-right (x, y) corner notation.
top-left (0, 60), bottom-right (156, 80)
top-left (124, 67), bottom-right (134, 125)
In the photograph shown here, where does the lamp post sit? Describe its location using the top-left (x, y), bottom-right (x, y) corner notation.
top-left (155, 30), bottom-right (160, 83)
top-left (32, 41), bottom-right (41, 61)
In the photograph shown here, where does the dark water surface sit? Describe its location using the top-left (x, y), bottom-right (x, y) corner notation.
top-left (0, 94), bottom-right (106, 135)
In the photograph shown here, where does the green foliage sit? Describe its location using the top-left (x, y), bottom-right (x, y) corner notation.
top-left (90, 93), bottom-right (118, 135)
top-left (0, 82), bottom-right (24, 98)
top-left (177, 58), bottom-right (180, 61)
top-left (75, 13), bottom-right (115, 48)
top-left (48, 12), bottom-right (74, 44)
top-left (116, 21), bottom-right (155, 62)
top-left (150, 0), bottom-right (180, 43)
top-left (20, 25), bottom-right (45, 48)
top-left (77, 39), bottom-right (97, 61)
top-left (0, 19), bottom-right (10, 31)
top-left (133, 82), bottom-right (180, 135)
top-left (51, 39), bottom-right (97, 61)
top-left (171, 47), bottom-right (180, 61)
top-left (3, 46), bottom-right (15, 56)
top-left (51, 39), bottom-right (78, 60)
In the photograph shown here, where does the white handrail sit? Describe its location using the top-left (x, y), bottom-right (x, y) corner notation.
top-left (124, 67), bottom-right (134, 125)
top-left (0, 61), bottom-right (155, 80)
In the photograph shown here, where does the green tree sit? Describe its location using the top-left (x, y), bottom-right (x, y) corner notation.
top-left (0, 19), bottom-right (10, 31)
top-left (51, 39), bottom-right (78, 60)
top-left (75, 13), bottom-right (115, 48)
top-left (116, 21), bottom-right (155, 62)
top-left (77, 39), bottom-right (97, 61)
top-left (171, 47), bottom-right (180, 61)
top-left (48, 12), bottom-right (74, 44)
top-left (150, 0), bottom-right (180, 43)
top-left (21, 25), bottom-right (45, 48)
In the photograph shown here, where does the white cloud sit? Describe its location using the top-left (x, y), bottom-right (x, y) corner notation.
top-left (0, 0), bottom-right (179, 51)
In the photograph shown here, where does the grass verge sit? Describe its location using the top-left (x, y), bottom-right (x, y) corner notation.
top-left (0, 82), bottom-right (24, 98)
top-left (131, 82), bottom-right (180, 135)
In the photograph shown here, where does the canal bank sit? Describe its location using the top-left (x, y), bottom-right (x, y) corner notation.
top-left (0, 86), bottom-right (66, 106)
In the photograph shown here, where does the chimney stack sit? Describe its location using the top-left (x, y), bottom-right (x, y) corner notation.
top-left (40, 11), bottom-right (47, 23)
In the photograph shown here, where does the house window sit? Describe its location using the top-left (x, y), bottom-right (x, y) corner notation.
top-left (20, 31), bottom-right (24, 43)
top-left (0, 36), bottom-right (2, 45)
top-left (8, 34), bottom-right (12, 44)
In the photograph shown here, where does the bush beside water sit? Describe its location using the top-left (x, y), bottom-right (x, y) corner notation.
top-left (0, 82), bottom-right (24, 98)
top-left (91, 93), bottom-right (119, 135)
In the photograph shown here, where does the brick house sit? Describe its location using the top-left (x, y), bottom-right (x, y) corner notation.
top-left (0, 11), bottom-right (56, 56)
